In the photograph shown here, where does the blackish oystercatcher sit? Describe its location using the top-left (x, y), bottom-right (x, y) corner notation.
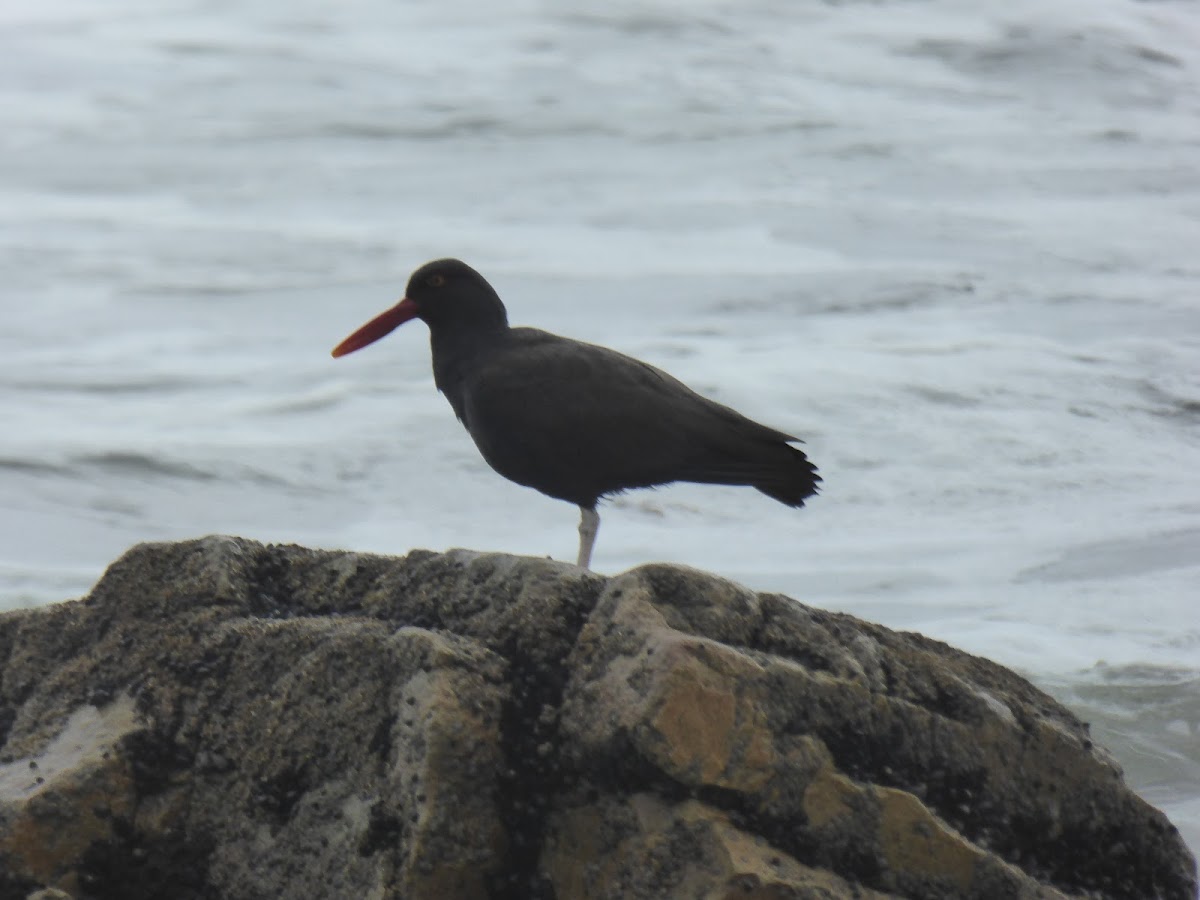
top-left (332, 259), bottom-right (819, 568)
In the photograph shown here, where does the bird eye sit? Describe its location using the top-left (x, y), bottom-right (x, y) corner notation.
top-left (427, 274), bottom-right (446, 288)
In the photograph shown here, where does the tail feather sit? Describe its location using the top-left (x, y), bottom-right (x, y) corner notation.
top-left (679, 442), bottom-right (820, 508)
top-left (753, 444), bottom-right (820, 508)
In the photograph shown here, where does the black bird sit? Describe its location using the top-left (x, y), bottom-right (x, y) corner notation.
top-left (332, 259), bottom-right (819, 568)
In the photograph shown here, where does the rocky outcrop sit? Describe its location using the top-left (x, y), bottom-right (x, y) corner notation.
top-left (0, 537), bottom-right (1194, 900)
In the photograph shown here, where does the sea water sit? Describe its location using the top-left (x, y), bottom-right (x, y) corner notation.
top-left (2, 0), bottom-right (1198, 855)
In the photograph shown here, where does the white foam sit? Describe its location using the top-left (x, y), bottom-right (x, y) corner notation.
top-left (1, 0), bottom-right (1198, 857)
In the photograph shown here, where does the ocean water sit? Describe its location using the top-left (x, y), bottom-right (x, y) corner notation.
top-left (2, 0), bottom-right (1198, 858)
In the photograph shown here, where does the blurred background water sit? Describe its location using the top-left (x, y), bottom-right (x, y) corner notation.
top-left (2, 0), bottom-right (1198, 855)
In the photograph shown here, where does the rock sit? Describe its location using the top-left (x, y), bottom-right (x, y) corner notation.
top-left (543, 793), bottom-right (900, 899)
top-left (0, 537), bottom-right (1193, 900)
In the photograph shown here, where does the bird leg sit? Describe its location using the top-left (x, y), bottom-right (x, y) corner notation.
top-left (577, 506), bottom-right (600, 569)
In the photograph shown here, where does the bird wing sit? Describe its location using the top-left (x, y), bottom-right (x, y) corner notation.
top-left (460, 329), bottom-right (798, 504)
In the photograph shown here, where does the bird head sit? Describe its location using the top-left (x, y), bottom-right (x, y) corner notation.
top-left (331, 258), bottom-right (508, 358)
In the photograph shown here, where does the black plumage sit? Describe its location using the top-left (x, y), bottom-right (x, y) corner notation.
top-left (333, 258), bottom-right (819, 567)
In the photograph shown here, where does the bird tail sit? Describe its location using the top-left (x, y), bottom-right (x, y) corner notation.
top-left (753, 444), bottom-right (821, 508)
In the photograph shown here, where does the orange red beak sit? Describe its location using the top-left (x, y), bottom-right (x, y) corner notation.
top-left (331, 298), bottom-right (421, 358)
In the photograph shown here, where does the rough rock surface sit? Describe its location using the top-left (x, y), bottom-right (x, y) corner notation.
top-left (0, 536), bottom-right (1193, 900)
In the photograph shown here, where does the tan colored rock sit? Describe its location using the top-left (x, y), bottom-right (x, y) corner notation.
top-left (559, 563), bottom-right (1193, 899)
top-left (0, 540), bottom-right (530, 900)
top-left (25, 890), bottom-right (74, 900)
top-left (0, 696), bottom-right (139, 896)
top-left (543, 792), bottom-right (900, 900)
top-left (0, 538), bottom-right (1194, 899)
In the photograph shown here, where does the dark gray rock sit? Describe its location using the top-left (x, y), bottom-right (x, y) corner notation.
top-left (0, 537), bottom-right (1193, 900)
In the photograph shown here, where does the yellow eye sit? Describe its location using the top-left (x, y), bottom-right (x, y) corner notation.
top-left (427, 274), bottom-right (446, 288)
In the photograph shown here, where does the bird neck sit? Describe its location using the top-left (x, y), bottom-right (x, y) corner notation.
top-left (429, 321), bottom-right (509, 408)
